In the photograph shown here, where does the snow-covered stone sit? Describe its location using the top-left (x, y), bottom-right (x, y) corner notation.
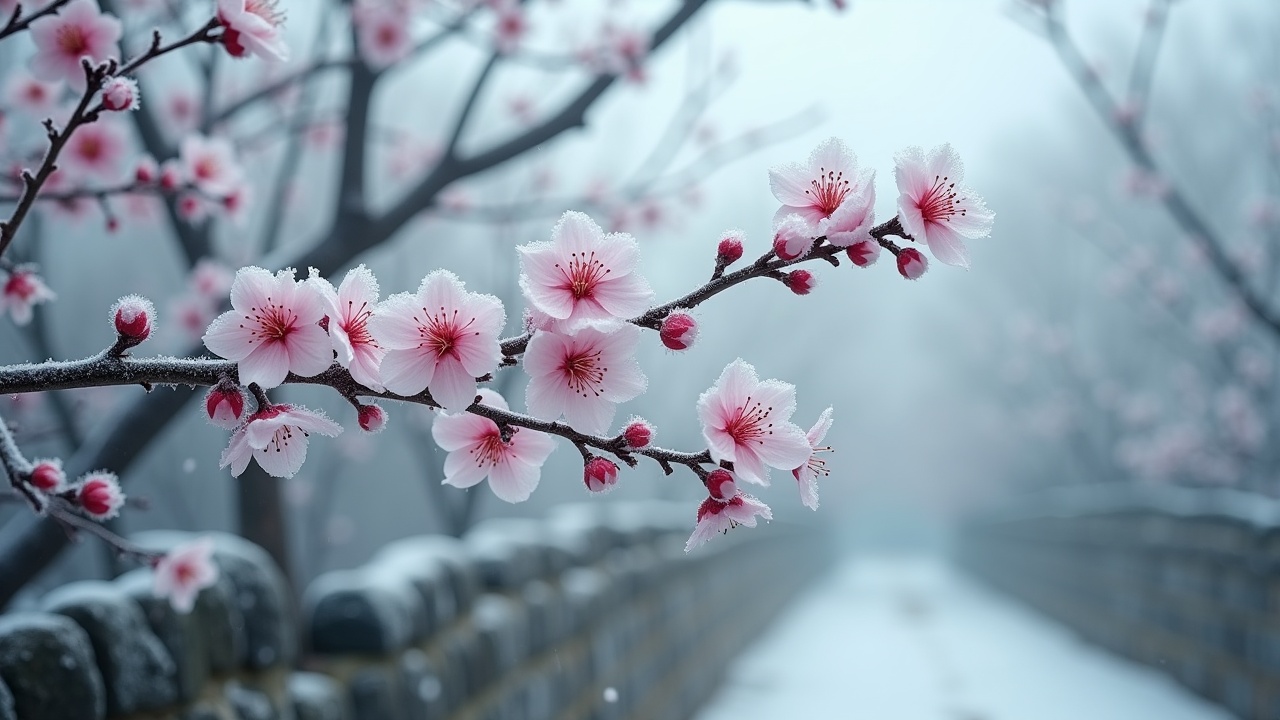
top-left (0, 613), bottom-right (104, 719)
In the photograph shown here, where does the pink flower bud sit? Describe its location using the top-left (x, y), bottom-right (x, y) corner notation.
top-left (784, 269), bottom-right (816, 295)
top-left (134, 155), bottom-right (158, 183)
top-left (772, 218), bottom-right (810, 261)
top-left (29, 459), bottom-right (67, 494)
top-left (706, 468), bottom-right (736, 502)
top-left (622, 417), bottom-right (653, 449)
top-left (846, 239), bottom-right (881, 268)
top-left (105, 217), bottom-right (120, 234)
top-left (584, 457), bottom-right (619, 493)
top-left (111, 295), bottom-right (154, 343)
top-left (358, 404), bottom-right (387, 433)
top-left (205, 382), bottom-right (246, 429)
top-left (716, 230), bottom-right (745, 266)
top-left (897, 247), bottom-right (928, 280)
top-left (77, 472), bottom-right (125, 520)
top-left (159, 161), bottom-right (183, 191)
top-left (101, 76), bottom-right (140, 112)
top-left (659, 311), bottom-right (698, 351)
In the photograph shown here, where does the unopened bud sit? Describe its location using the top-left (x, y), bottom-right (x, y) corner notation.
top-left (706, 468), bottom-right (737, 502)
top-left (358, 404), bottom-right (387, 433)
top-left (716, 230), bottom-right (745, 267)
top-left (784, 269), bottom-right (816, 295)
top-left (101, 76), bottom-right (140, 112)
top-left (205, 381), bottom-right (246, 429)
top-left (159, 161), bottom-right (183, 191)
top-left (622, 417), bottom-right (653, 449)
top-left (29, 459), bottom-right (67, 494)
top-left (772, 215), bottom-right (811, 261)
top-left (134, 155), bottom-right (158, 183)
top-left (77, 472), bottom-right (125, 520)
top-left (111, 295), bottom-right (154, 344)
top-left (897, 247), bottom-right (928, 280)
top-left (846, 239), bottom-right (881, 268)
top-left (584, 457), bottom-right (619, 493)
top-left (659, 311), bottom-right (698, 351)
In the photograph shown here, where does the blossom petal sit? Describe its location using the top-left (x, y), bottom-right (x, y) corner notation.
top-left (238, 342), bottom-right (291, 389)
top-left (429, 356), bottom-right (477, 411)
top-left (380, 348), bottom-right (436, 396)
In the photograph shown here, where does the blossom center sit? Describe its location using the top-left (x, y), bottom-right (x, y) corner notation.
top-left (919, 175), bottom-right (965, 225)
top-left (418, 306), bottom-right (475, 359)
top-left (722, 396), bottom-right (774, 447)
top-left (805, 446), bottom-right (832, 477)
top-left (342, 300), bottom-right (377, 348)
top-left (246, 0), bottom-right (285, 25)
top-left (78, 135), bottom-right (103, 161)
top-left (246, 298), bottom-right (298, 344)
top-left (174, 561), bottom-right (197, 585)
top-left (193, 157), bottom-right (219, 181)
top-left (556, 251), bottom-right (610, 300)
top-left (560, 348), bottom-right (606, 396)
top-left (470, 429), bottom-right (509, 468)
top-left (56, 25), bottom-right (89, 56)
top-left (4, 274), bottom-right (35, 300)
top-left (805, 167), bottom-right (850, 216)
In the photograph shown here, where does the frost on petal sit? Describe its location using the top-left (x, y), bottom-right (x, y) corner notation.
top-left (219, 428), bottom-right (253, 476)
top-left (202, 311), bottom-right (257, 361)
top-left (433, 412), bottom-right (497, 451)
top-left (442, 448), bottom-right (490, 489)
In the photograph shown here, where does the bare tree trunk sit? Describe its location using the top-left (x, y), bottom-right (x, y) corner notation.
top-left (236, 463), bottom-right (293, 589)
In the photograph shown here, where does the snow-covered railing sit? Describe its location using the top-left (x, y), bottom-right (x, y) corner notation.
top-left (958, 484), bottom-right (1280, 720)
top-left (0, 502), bottom-right (826, 719)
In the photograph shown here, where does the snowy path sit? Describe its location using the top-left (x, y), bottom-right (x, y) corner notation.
top-left (696, 555), bottom-right (1233, 720)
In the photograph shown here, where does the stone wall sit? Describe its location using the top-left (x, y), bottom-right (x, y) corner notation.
top-left (957, 485), bottom-right (1280, 720)
top-left (0, 501), bottom-right (827, 720)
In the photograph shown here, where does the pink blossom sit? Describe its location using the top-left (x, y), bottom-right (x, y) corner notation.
top-left (4, 73), bottom-right (61, 117)
top-left (101, 75), bottom-right (139, 111)
top-left (355, 5), bottom-right (412, 68)
top-left (77, 471), bottom-right (124, 520)
top-left (191, 258), bottom-right (233, 299)
top-left (894, 144), bottom-right (994, 268)
top-left (309, 265), bottom-right (385, 392)
top-left (897, 247), bottom-right (927, 279)
top-left (685, 491), bottom-right (772, 552)
top-left (369, 270), bottom-right (505, 412)
top-left (518, 211), bottom-right (654, 331)
top-left (783, 269), bottom-right (816, 295)
top-left (792, 407), bottom-right (832, 510)
top-left (598, 24), bottom-right (649, 82)
top-left (180, 134), bottom-right (243, 196)
top-left (583, 457), bottom-right (619, 493)
top-left (63, 121), bottom-right (127, 179)
top-left (768, 138), bottom-right (872, 235)
top-left (705, 468), bottom-right (736, 501)
top-left (28, 0), bottom-right (122, 91)
top-left (523, 323), bottom-right (646, 435)
top-left (217, 0), bottom-right (289, 61)
top-left (220, 403), bottom-right (342, 478)
top-left (696, 359), bottom-right (810, 485)
top-left (492, 1), bottom-right (527, 54)
top-left (205, 381), bottom-right (247, 429)
top-left (431, 388), bottom-right (556, 503)
top-left (659, 311), bottom-right (697, 351)
top-left (202, 267), bottom-right (334, 389)
top-left (1, 264), bottom-right (56, 325)
top-left (28, 459), bottom-right (68, 494)
top-left (152, 537), bottom-right (219, 613)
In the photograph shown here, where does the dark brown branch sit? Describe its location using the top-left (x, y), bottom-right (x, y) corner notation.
top-left (0, 0), bottom-right (72, 41)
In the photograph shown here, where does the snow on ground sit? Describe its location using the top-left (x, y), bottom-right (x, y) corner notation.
top-left (697, 555), bottom-right (1233, 720)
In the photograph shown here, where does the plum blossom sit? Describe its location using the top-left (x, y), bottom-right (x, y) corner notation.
top-left (4, 73), bottom-right (61, 117)
top-left (894, 144), bottom-right (994, 268)
top-left (217, 0), bottom-right (289, 61)
top-left (63, 121), bottom-right (127, 179)
top-left (309, 265), bottom-right (385, 392)
top-left (152, 537), bottom-right (219, 613)
top-left (77, 471), bottom-right (124, 520)
top-left (355, 5), bottom-right (412, 68)
top-left (583, 457), bottom-right (619, 493)
top-left (28, 0), bottom-right (122, 91)
top-left (793, 407), bottom-right (832, 510)
top-left (696, 359), bottom-right (810, 485)
top-left (897, 247), bottom-right (927, 279)
top-left (101, 76), bottom-right (139, 111)
top-left (659, 311), bottom-right (697, 351)
top-left (431, 389), bottom-right (556, 503)
top-left (205, 381), bottom-right (247, 429)
top-left (518, 211), bottom-right (654, 331)
top-left (493, 1), bottom-right (527, 54)
top-left (1, 264), bottom-right (56, 325)
top-left (220, 403), bottom-right (342, 478)
top-left (202, 267), bottom-right (334, 389)
top-left (28, 459), bottom-right (68, 494)
top-left (180, 134), bottom-right (243, 196)
top-left (768, 138), bottom-right (873, 237)
top-left (685, 490), bottom-right (773, 552)
top-left (370, 270), bottom-right (505, 412)
top-left (524, 323), bottom-right (647, 435)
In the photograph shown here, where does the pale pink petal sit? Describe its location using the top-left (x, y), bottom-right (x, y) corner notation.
top-left (380, 348), bottom-right (436, 396)
top-left (202, 311), bottom-right (257, 361)
top-left (432, 413), bottom-right (497, 451)
top-left (253, 431), bottom-right (309, 477)
top-left (442, 449), bottom-right (489, 489)
top-left (487, 456), bottom-right (541, 503)
top-left (238, 342), bottom-right (291, 389)
top-left (768, 163), bottom-right (812, 207)
top-left (429, 357), bottom-right (478, 411)
top-left (369, 293), bottom-right (425, 349)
